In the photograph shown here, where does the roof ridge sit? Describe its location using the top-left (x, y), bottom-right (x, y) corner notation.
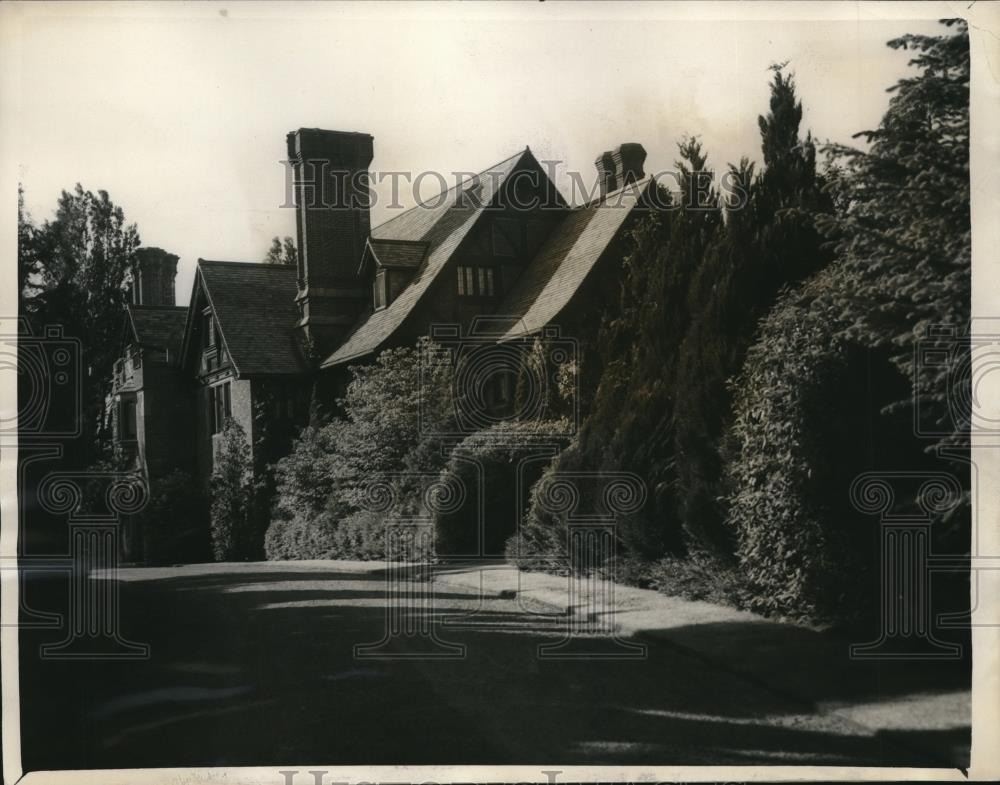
top-left (193, 264), bottom-right (240, 376)
top-left (371, 238), bottom-right (430, 246)
top-left (371, 147), bottom-right (530, 233)
top-left (198, 258), bottom-right (297, 270)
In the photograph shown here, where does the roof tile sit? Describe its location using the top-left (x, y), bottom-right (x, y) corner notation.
top-left (128, 305), bottom-right (188, 362)
top-left (321, 149), bottom-right (529, 367)
top-left (198, 260), bottom-right (306, 376)
top-left (497, 178), bottom-right (651, 339)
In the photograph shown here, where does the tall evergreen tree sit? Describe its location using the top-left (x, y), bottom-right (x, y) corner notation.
top-left (518, 139), bottom-right (721, 561)
top-left (672, 66), bottom-right (831, 555)
top-left (727, 19), bottom-right (971, 619)
top-left (818, 19), bottom-right (970, 449)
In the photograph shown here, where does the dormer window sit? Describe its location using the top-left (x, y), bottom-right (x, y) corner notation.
top-left (374, 270), bottom-right (388, 310)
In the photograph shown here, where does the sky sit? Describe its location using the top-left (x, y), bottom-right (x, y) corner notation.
top-left (9, 2), bottom-right (948, 306)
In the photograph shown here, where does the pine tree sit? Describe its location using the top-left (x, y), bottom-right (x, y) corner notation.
top-left (818, 19), bottom-right (970, 449)
top-left (671, 66), bottom-right (831, 555)
top-left (727, 20), bottom-right (971, 619)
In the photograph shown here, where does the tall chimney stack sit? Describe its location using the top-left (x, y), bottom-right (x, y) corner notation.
top-left (595, 143), bottom-right (647, 199)
top-left (286, 128), bottom-right (374, 359)
top-left (131, 248), bottom-right (178, 306)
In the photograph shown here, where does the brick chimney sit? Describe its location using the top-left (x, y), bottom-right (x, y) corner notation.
top-left (595, 143), bottom-right (647, 199)
top-left (286, 128), bottom-right (374, 359)
top-left (131, 248), bottom-right (178, 306)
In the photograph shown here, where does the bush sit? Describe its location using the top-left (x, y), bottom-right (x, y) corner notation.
top-left (435, 421), bottom-right (570, 557)
top-left (264, 509), bottom-right (433, 562)
top-left (332, 511), bottom-right (434, 561)
top-left (264, 510), bottom-right (339, 560)
top-left (515, 431), bottom-right (672, 571)
top-left (210, 419), bottom-right (265, 561)
top-left (644, 550), bottom-right (752, 608)
top-left (727, 272), bottom-right (959, 622)
top-left (266, 339), bottom-right (456, 560)
top-left (142, 470), bottom-right (210, 565)
top-left (727, 22), bottom-right (970, 622)
top-left (270, 422), bottom-right (351, 523)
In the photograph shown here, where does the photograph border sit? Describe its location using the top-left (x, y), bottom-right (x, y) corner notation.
top-left (1, 2), bottom-right (997, 782)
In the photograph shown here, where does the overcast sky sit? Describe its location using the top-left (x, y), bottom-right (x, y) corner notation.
top-left (10, 2), bottom-right (946, 305)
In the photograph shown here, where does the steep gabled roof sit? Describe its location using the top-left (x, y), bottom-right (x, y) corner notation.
top-left (126, 304), bottom-right (187, 362)
top-left (496, 177), bottom-right (653, 340)
top-left (191, 260), bottom-right (306, 376)
top-left (367, 238), bottom-right (428, 269)
top-left (361, 238), bottom-right (428, 270)
top-left (321, 148), bottom-right (543, 368)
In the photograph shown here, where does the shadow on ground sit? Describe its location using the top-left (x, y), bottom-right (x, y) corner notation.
top-left (18, 562), bottom-right (970, 771)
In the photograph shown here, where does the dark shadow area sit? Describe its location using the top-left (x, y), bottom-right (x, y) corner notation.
top-left (637, 619), bottom-right (970, 708)
top-left (19, 566), bottom-right (970, 771)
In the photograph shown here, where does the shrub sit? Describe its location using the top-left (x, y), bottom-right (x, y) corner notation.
top-left (209, 419), bottom-right (264, 561)
top-left (727, 21), bottom-right (970, 622)
top-left (508, 446), bottom-right (652, 572)
top-left (266, 339), bottom-right (456, 560)
top-left (270, 421), bottom-right (351, 523)
top-left (332, 511), bottom-right (433, 562)
top-left (264, 509), bottom-right (434, 562)
top-left (264, 510), bottom-right (339, 560)
top-left (327, 339), bottom-right (456, 512)
top-left (142, 470), bottom-right (210, 565)
top-left (435, 420), bottom-right (570, 557)
top-left (644, 549), bottom-right (752, 608)
top-left (728, 272), bottom-right (960, 622)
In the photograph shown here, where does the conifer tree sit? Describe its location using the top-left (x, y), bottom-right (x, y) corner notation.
top-left (671, 66), bottom-right (831, 554)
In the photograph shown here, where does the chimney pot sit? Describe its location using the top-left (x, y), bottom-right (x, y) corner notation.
top-left (131, 248), bottom-right (179, 306)
top-left (595, 143), bottom-right (647, 199)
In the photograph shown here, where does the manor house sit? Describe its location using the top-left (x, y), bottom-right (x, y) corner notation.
top-left (109, 128), bottom-right (655, 558)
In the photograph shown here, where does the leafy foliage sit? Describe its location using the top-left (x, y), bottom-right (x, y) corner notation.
top-left (19, 184), bottom-right (143, 464)
top-left (332, 511), bottom-right (434, 561)
top-left (264, 235), bottom-right (298, 266)
top-left (141, 470), bottom-right (210, 565)
top-left (672, 67), bottom-right (831, 555)
top-left (727, 20), bottom-right (970, 620)
top-left (817, 19), bottom-right (970, 450)
top-left (270, 422), bottom-right (347, 524)
top-left (434, 420), bottom-right (570, 556)
top-left (516, 65), bottom-right (829, 568)
top-left (265, 510), bottom-right (339, 560)
top-left (265, 340), bottom-right (455, 559)
top-left (209, 419), bottom-right (263, 561)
